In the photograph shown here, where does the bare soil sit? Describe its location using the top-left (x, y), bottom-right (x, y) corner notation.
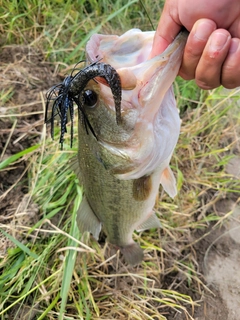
top-left (0, 45), bottom-right (59, 218)
top-left (194, 198), bottom-right (240, 320)
top-left (0, 45), bottom-right (239, 320)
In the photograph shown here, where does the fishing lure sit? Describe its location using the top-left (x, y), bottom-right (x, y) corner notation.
top-left (45, 61), bottom-right (122, 149)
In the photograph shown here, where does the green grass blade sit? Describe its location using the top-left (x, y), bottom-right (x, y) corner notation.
top-left (59, 184), bottom-right (82, 319)
top-left (0, 270), bottom-right (61, 316)
top-left (38, 292), bottom-right (60, 320)
top-left (0, 229), bottom-right (38, 259)
top-left (0, 144), bottom-right (40, 170)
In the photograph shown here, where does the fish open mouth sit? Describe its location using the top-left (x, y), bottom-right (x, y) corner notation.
top-left (82, 30), bottom-right (188, 179)
top-left (86, 29), bottom-right (188, 123)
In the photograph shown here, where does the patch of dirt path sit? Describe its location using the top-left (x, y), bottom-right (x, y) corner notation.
top-left (194, 157), bottom-right (240, 320)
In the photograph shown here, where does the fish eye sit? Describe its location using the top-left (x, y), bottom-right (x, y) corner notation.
top-left (83, 89), bottom-right (98, 108)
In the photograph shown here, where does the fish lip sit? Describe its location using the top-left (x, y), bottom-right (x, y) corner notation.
top-left (86, 30), bottom-right (188, 72)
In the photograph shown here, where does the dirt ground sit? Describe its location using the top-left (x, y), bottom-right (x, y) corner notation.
top-left (194, 198), bottom-right (240, 320)
top-left (0, 45), bottom-right (59, 218)
top-left (0, 45), bottom-right (240, 320)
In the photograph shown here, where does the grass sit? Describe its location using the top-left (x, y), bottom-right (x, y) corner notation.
top-left (0, 1), bottom-right (240, 319)
top-left (1, 0), bottom-right (163, 63)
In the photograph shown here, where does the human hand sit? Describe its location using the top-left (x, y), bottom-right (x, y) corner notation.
top-left (151, 0), bottom-right (240, 89)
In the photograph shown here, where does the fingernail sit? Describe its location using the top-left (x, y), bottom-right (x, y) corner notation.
top-left (209, 32), bottom-right (230, 51)
top-left (229, 38), bottom-right (239, 53)
top-left (194, 20), bottom-right (215, 41)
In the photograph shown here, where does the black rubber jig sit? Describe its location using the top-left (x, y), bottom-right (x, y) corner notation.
top-left (45, 61), bottom-right (122, 149)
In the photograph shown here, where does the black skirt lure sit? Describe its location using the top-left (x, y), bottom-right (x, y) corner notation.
top-left (45, 61), bottom-right (122, 149)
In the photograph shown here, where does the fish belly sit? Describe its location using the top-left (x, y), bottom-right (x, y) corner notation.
top-left (76, 126), bottom-right (161, 264)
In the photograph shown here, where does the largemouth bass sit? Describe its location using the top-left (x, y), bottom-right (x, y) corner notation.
top-left (76, 29), bottom-right (187, 265)
top-left (46, 29), bottom-right (187, 265)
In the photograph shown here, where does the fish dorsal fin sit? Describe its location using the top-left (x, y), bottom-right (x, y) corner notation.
top-left (136, 212), bottom-right (161, 232)
top-left (77, 195), bottom-right (102, 240)
top-left (160, 166), bottom-right (177, 198)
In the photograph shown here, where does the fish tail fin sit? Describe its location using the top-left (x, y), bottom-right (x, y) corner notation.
top-left (121, 242), bottom-right (144, 265)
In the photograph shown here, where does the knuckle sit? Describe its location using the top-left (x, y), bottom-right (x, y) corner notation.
top-left (223, 82), bottom-right (238, 89)
top-left (184, 43), bottom-right (203, 59)
top-left (222, 59), bottom-right (240, 89)
top-left (195, 79), bottom-right (218, 90)
top-left (222, 77), bottom-right (240, 89)
top-left (195, 63), bottom-right (221, 89)
top-left (179, 69), bottom-right (194, 81)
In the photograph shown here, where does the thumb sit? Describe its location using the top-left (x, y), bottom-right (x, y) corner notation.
top-left (151, 5), bottom-right (182, 57)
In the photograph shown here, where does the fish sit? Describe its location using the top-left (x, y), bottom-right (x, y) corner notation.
top-left (76, 29), bottom-right (188, 265)
top-left (46, 29), bottom-right (188, 265)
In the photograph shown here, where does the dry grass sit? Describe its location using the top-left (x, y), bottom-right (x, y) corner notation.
top-left (0, 1), bottom-right (240, 319)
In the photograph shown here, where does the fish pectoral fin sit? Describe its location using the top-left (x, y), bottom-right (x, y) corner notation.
top-left (69, 155), bottom-right (82, 180)
top-left (121, 242), bottom-right (144, 265)
top-left (76, 195), bottom-right (101, 240)
top-left (136, 212), bottom-right (161, 232)
top-left (160, 166), bottom-right (177, 198)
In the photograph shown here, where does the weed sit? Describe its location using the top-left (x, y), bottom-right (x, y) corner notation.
top-left (0, 1), bottom-right (239, 319)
